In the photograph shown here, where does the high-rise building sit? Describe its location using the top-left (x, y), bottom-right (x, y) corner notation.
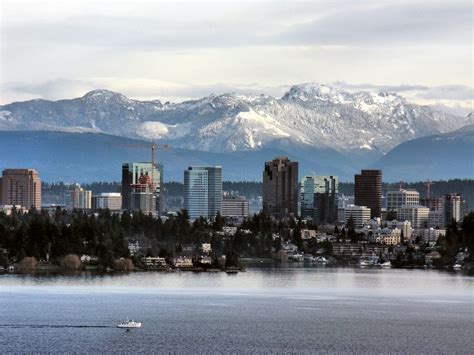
top-left (300, 175), bottom-right (338, 223)
top-left (0, 169), bottom-right (41, 209)
top-left (92, 193), bottom-right (122, 211)
top-left (338, 205), bottom-right (371, 228)
top-left (444, 193), bottom-right (462, 225)
top-left (205, 166), bottom-right (222, 218)
top-left (71, 185), bottom-right (92, 209)
top-left (397, 205), bottom-right (430, 229)
top-left (122, 162), bottom-right (162, 214)
top-left (263, 157), bottom-right (298, 219)
top-left (386, 189), bottom-right (420, 211)
top-left (184, 166), bottom-right (222, 219)
top-left (354, 169), bottom-right (382, 219)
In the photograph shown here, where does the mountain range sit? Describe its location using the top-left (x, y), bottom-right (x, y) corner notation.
top-left (0, 83), bottom-right (472, 182)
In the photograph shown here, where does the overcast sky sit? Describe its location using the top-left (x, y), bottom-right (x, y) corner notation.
top-left (0, 0), bottom-right (472, 115)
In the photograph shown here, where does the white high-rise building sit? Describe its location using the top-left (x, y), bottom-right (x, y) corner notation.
top-left (71, 184), bottom-right (92, 209)
top-left (386, 189), bottom-right (420, 211)
top-left (184, 166), bottom-right (222, 219)
top-left (444, 194), bottom-right (463, 225)
top-left (338, 205), bottom-right (371, 228)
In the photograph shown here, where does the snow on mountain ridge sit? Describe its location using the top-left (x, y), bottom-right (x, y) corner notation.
top-left (0, 83), bottom-right (471, 156)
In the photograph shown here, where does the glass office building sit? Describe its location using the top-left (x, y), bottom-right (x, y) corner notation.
top-left (184, 166), bottom-right (222, 219)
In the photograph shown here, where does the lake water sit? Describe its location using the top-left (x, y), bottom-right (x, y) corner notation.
top-left (1, 267), bottom-right (473, 354)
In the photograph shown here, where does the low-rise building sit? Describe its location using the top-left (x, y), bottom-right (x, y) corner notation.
top-left (425, 251), bottom-right (442, 266)
top-left (140, 256), bottom-right (167, 268)
top-left (0, 204), bottom-right (24, 215)
top-left (173, 256), bottom-right (194, 268)
top-left (127, 240), bottom-right (140, 256)
top-left (416, 228), bottom-right (446, 243)
top-left (375, 228), bottom-right (401, 245)
top-left (199, 255), bottom-right (213, 265)
top-left (385, 220), bottom-right (412, 240)
top-left (92, 193), bottom-right (122, 211)
top-left (222, 196), bottom-right (249, 218)
top-left (201, 243), bottom-right (212, 254)
top-left (300, 229), bottom-right (317, 240)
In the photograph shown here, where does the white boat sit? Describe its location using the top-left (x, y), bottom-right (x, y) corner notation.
top-left (117, 319), bottom-right (142, 328)
top-left (304, 254), bottom-right (315, 262)
top-left (289, 253), bottom-right (304, 262)
top-left (453, 264), bottom-right (462, 270)
top-left (359, 259), bottom-right (375, 267)
top-left (380, 261), bottom-right (392, 268)
top-left (315, 256), bottom-right (328, 263)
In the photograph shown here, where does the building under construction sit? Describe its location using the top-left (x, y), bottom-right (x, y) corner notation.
top-left (121, 162), bottom-right (163, 216)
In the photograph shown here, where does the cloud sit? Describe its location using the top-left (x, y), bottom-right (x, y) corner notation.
top-left (2, 1), bottom-right (471, 51)
top-left (1, 1), bottom-right (471, 106)
top-left (332, 82), bottom-right (473, 101)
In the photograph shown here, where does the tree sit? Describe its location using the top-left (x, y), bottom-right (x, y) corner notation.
top-left (347, 215), bottom-right (355, 231)
top-left (62, 254), bottom-right (81, 270)
top-left (213, 212), bottom-right (225, 231)
top-left (19, 256), bottom-right (38, 270)
top-left (114, 258), bottom-right (134, 272)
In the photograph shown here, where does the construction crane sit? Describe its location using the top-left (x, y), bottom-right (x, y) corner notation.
top-left (113, 141), bottom-right (169, 183)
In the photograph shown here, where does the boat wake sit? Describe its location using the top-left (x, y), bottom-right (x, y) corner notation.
top-left (0, 324), bottom-right (112, 328)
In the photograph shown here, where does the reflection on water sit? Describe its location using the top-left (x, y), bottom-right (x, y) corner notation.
top-left (1, 266), bottom-right (473, 298)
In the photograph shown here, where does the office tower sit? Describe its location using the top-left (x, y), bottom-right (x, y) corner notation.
top-left (122, 162), bottom-right (162, 214)
top-left (337, 205), bottom-right (371, 229)
top-left (71, 184), bottom-right (92, 209)
top-left (300, 175), bottom-right (338, 223)
top-left (386, 189), bottom-right (420, 211)
top-left (397, 205), bottom-right (430, 229)
top-left (92, 193), bottom-right (122, 211)
top-left (354, 169), bottom-right (382, 218)
top-left (0, 169), bottom-right (41, 209)
top-left (222, 196), bottom-right (250, 218)
top-left (184, 166), bottom-right (222, 219)
top-left (205, 166), bottom-right (222, 218)
top-left (263, 157), bottom-right (298, 219)
top-left (300, 175), bottom-right (316, 220)
top-left (444, 193), bottom-right (462, 225)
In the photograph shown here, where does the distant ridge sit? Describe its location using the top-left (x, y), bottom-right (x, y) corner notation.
top-left (1, 83), bottom-right (472, 168)
top-left (0, 129), bottom-right (472, 182)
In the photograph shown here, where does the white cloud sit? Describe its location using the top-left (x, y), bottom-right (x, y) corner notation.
top-left (0, 0), bottom-right (472, 107)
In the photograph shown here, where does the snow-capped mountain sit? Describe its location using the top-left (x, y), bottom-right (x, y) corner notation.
top-left (1, 83), bottom-right (471, 157)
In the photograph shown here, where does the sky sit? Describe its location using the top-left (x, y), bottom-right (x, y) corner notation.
top-left (0, 0), bottom-right (472, 115)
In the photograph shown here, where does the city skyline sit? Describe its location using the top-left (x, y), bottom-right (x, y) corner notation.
top-left (1, 2), bottom-right (473, 353)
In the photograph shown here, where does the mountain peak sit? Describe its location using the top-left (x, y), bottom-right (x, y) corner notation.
top-left (82, 89), bottom-right (131, 103)
top-left (282, 83), bottom-right (343, 102)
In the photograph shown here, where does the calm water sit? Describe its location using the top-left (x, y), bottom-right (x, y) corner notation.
top-left (1, 267), bottom-right (473, 354)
